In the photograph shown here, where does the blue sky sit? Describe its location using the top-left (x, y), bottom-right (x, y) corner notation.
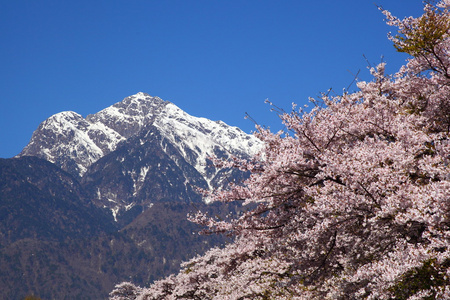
top-left (0, 1), bottom-right (425, 158)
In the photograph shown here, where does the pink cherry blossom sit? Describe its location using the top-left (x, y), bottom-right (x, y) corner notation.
top-left (111, 2), bottom-right (450, 299)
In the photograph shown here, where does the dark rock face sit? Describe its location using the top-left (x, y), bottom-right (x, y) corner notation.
top-left (2, 93), bottom-right (260, 299)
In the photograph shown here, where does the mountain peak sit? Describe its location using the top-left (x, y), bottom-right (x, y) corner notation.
top-left (49, 110), bottom-right (83, 121)
top-left (113, 92), bottom-right (167, 113)
top-left (135, 91), bottom-right (150, 97)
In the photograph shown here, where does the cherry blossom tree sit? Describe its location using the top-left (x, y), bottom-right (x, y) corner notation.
top-left (111, 1), bottom-right (450, 299)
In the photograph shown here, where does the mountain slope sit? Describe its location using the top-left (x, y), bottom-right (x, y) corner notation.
top-left (0, 156), bottom-right (116, 245)
top-left (81, 125), bottom-right (208, 224)
top-left (0, 157), bottom-right (226, 300)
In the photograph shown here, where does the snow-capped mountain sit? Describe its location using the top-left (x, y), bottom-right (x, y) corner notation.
top-left (19, 93), bottom-right (262, 218)
top-left (20, 92), bottom-right (261, 178)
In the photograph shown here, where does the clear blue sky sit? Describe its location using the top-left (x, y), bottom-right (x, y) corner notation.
top-left (0, 1), bottom-right (425, 158)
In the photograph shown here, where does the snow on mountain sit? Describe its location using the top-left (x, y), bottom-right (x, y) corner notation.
top-left (19, 110), bottom-right (125, 176)
top-left (153, 100), bottom-right (260, 186)
top-left (19, 92), bottom-right (262, 186)
top-left (86, 92), bottom-right (166, 139)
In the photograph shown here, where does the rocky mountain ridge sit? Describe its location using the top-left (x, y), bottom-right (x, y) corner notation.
top-left (20, 92), bottom-right (260, 181)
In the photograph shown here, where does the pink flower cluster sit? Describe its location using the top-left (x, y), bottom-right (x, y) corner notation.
top-left (111, 2), bottom-right (450, 299)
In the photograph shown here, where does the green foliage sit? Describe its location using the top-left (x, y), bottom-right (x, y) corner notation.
top-left (394, 4), bottom-right (450, 56)
top-left (389, 258), bottom-right (450, 299)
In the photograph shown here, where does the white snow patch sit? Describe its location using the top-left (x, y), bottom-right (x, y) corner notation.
top-left (154, 102), bottom-right (262, 186)
top-left (125, 202), bottom-right (135, 211)
top-left (139, 166), bottom-right (149, 181)
top-left (111, 206), bottom-right (120, 222)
